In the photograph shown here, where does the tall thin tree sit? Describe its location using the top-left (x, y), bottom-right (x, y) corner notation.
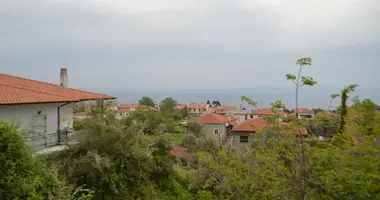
top-left (286, 57), bottom-right (317, 117)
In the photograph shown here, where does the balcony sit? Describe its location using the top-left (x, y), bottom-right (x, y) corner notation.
top-left (26, 128), bottom-right (74, 150)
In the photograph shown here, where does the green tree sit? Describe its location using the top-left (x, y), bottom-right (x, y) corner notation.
top-left (211, 100), bottom-right (221, 107)
top-left (338, 84), bottom-right (358, 133)
top-left (139, 96), bottom-right (155, 107)
top-left (352, 98), bottom-right (378, 136)
top-left (160, 97), bottom-right (177, 114)
top-left (206, 100), bottom-right (211, 107)
top-left (0, 121), bottom-right (85, 199)
top-left (328, 93), bottom-right (340, 111)
top-left (123, 109), bottom-right (175, 134)
top-left (52, 116), bottom-right (192, 200)
top-left (74, 102), bottom-right (88, 113)
top-left (173, 106), bottom-right (189, 120)
top-left (286, 57), bottom-right (317, 117)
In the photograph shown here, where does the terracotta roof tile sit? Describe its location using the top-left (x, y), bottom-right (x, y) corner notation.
top-left (174, 104), bottom-right (186, 109)
top-left (219, 105), bottom-right (237, 111)
top-left (187, 103), bottom-right (208, 109)
top-left (119, 104), bottom-right (154, 109)
top-left (233, 119), bottom-right (308, 135)
top-left (117, 108), bottom-right (130, 113)
top-left (0, 74), bottom-right (115, 105)
top-left (295, 108), bottom-right (314, 114)
top-left (232, 118), bottom-right (266, 132)
top-left (169, 146), bottom-right (193, 161)
top-left (252, 108), bottom-right (287, 115)
top-left (195, 113), bottom-right (235, 124)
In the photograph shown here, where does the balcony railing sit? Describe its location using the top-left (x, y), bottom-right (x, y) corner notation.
top-left (26, 128), bottom-right (74, 150)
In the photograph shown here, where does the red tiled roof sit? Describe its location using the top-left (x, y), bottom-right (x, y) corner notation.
top-left (169, 146), bottom-right (193, 161)
top-left (175, 104), bottom-right (186, 109)
top-left (252, 108), bottom-right (287, 116)
top-left (188, 103), bottom-right (208, 109)
top-left (232, 118), bottom-right (266, 132)
top-left (233, 119), bottom-right (308, 135)
top-left (0, 74), bottom-right (115, 105)
top-left (119, 104), bottom-right (154, 109)
top-left (117, 108), bottom-right (130, 113)
top-left (280, 123), bottom-right (308, 135)
top-left (295, 108), bottom-right (314, 114)
top-left (219, 105), bottom-right (237, 111)
top-left (170, 146), bottom-right (188, 157)
top-left (195, 113), bottom-right (236, 125)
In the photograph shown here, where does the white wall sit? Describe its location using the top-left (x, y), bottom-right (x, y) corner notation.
top-left (0, 103), bottom-right (74, 133)
top-left (0, 103), bottom-right (74, 148)
top-left (202, 124), bottom-right (228, 146)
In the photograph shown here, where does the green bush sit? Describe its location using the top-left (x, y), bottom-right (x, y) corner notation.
top-left (0, 121), bottom-right (69, 199)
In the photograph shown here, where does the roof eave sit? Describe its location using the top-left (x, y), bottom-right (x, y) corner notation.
top-left (0, 100), bottom-right (80, 106)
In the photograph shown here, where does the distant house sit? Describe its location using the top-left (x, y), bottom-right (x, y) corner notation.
top-left (174, 104), bottom-right (187, 110)
top-left (116, 108), bottom-right (131, 120)
top-left (195, 113), bottom-right (238, 146)
top-left (231, 118), bottom-right (307, 149)
top-left (295, 108), bottom-right (315, 118)
top-left (73, 112), bottom-right (90, 121)
top-left (216, 105), bottom-right (238, 112)
top-left (187, 103), bottom-right (209, 117)
top-left (251, 108), bottom-right (287, 119)
top-left (169, 146), bottom-right (193, 163)
top-left (0, 68), bottom-right (115, 151)
top-left (118, 104), bottom-right (155, 111)
top-left (231, 118), bottom-right (267, 149)
top-left (216, 109), bottom-right (250, 123)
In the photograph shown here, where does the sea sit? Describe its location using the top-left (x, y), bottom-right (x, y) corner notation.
top-left (87, 86), bottom-right (380, 110)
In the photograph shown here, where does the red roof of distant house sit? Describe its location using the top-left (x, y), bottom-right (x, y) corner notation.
top-left (188, 103), bottom-right (208, 109)
top-left (232, 118), bottom-right (266, 132)
top-left (0, 74), bottom-right (115, 105)
top-left (175, 104), bottom-right (186, 109)
top-left (195, 113), bottom-right (237, 125)
top-left (280, 123), bottom-right (308, 135)
top-left (74, 112), bottom-right (89, 117)
top-left (232, 118), bottom-right (308, 135)
top-left (252, 108), bottom-right (287, 116)
top-left (295, 108), bottom-right (314, 114)
top-left (169, 146), bottom-right (193, 161)
top-left (119, 104), bottom-right (154, 109)
top-left (219, 105), bottom-right (237, 111)
top-left (117, 108), bottom-right (130, 113)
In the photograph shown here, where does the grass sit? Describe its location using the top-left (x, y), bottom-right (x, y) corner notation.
top-left (159, 133), bottom-right (187, 146)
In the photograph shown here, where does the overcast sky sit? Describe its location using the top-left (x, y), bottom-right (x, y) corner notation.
top-left (1, 0), bottom-right (379, 90)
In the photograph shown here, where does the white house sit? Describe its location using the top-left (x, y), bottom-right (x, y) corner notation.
top-left (0, 68), bottom-right (115, 152)
top-left (116, 108), bottom-right (131, 120)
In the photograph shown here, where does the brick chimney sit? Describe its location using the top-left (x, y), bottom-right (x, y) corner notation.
top-left (60, 68), bottom-right (68, 88)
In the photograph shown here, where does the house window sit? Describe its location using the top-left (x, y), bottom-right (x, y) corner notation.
top-left (214, 129), bottom-right (219, 135)
top-left (240, 136), bottom-right (249, 143)
top-left (250, 114), bottom-right (253, 118)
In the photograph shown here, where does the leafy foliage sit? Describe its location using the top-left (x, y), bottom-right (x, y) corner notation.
top-left (160, 97), bottom-right (177, 114)
top-left (0, 121), bottom-right (91, 199)
top-left (211, 100), bottom-right (221, 107)
top-left (3, 57), bottom-right (380, 200)
top-left (240, 96), bottom-right (258, 108)
top-left (139, 96), bottom-right (155, 107)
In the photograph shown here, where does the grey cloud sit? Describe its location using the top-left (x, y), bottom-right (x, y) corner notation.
top-left (0, 0), bottom-right (379, 90)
